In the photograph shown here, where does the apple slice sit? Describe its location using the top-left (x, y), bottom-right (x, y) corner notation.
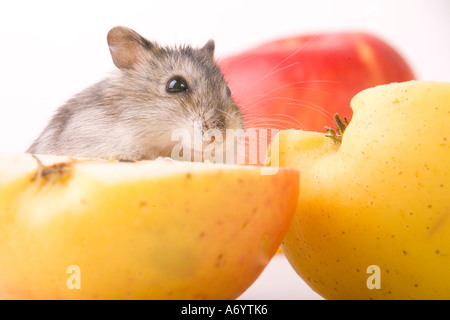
top-left (267, 80), bottom-right (450, 299)
top-left (0, 153), bottom-right (299, 299)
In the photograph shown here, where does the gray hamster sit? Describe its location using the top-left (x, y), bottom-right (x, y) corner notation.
top-left (27, 26), bottom-right (243, 162)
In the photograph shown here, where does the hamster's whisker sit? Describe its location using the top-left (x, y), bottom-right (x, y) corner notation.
top-left (245, 80), bottom-right (340, 107)
top-left (269, 34), bottom-right (319, 75)
top-left (251, 94), bottom-right (334, 118)
top-left (217, 108), bottom-right (242, 122)
top-left (234, 34), bottom-right (319, 105)
top-left (243, 116), bottom-right (306, 130)
top-left (234, 62), bottom-right (300, 105)
top-left (237, 80), bottom-right (339, 112)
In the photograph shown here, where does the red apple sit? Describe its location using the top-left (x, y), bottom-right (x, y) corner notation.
top-left (219, 32), bottom-right (415, 164)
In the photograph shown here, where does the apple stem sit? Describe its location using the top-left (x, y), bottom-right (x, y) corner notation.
top-left (31, 154), bottom-right (73, 184)
top-left (325, 114), bottom-right (348, 145)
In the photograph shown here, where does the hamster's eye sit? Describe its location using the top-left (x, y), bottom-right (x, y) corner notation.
top-left (166, 76), bottom-right (188, 93)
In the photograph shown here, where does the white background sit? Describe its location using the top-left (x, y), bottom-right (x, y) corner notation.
top-left (0, 0), bottom-right (449, 299)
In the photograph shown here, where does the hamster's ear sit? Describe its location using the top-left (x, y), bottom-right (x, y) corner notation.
top-left (107, 26), bottom-right (153, 70)
top-left (201, 39), bottom-right (215, 58)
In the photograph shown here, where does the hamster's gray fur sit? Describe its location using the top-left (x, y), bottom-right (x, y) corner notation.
top-left (27, 26), bottom-right (243, 161)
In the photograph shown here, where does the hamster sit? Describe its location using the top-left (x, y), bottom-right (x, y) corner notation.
top-left (27, 26), bottom-right (243, 162)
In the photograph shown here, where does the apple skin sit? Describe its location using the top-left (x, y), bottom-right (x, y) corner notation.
top-left (267, 81), bottom-right (450, 299)
top-left (220, 32), bottom-right (415, 133)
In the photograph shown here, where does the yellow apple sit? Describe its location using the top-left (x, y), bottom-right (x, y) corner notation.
top-left (0, 153), bottom-right (299, 299)
top-left (267, 81), bottom-right (450, 299)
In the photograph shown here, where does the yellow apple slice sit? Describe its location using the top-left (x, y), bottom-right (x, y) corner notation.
top-left (0, 153), bottom-right (299, 299)
top-left (267, 81), bottom-right (450, 299)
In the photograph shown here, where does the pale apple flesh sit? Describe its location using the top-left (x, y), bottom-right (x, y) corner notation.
top-left (0, 154), bottom-right (299, 299)
top-left (268, 81), bottom-right (450, 299)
